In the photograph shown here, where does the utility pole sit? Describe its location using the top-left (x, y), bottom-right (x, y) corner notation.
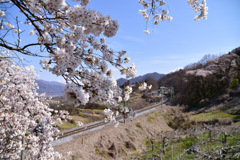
top-left (160, 87), bottom-right (163, 107)
top-left (170, 87), bottom-right (174, 99)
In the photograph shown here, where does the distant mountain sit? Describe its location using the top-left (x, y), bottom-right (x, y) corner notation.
top-left (35, 72), bottom-right (165, 96)
top-left (117, 72), bottom-right (165, 86)
top-left (35, 79), bottom-right (65, 97)
top-left (116, 78), bottom-right (128, 86)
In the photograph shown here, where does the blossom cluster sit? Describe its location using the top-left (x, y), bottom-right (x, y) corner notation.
top-left (138, 0), bottom-right (172, 34)
top-left (138, 82), bottom-right (152, 91)
top-left (102, 84), bottom-right (136, 127)
top-left (187, 0), bottom-right (208, 21)
top-left (0, 51), bottom-right (66, 159)
top-left (186, 69), bottom-right (212, 77)
top-left (4, 22), bottom-right (14, 29)
top-left (0, 9), bottom-right (5, 17)
top-left (103, 108), bottom-right (119, 127)
top-left (123, 86), bottom-right (133, 101)
top-left (63, 69), bottom-right (124, 108)
top-left (103, 105), bottom-right (136, 127)
top-left (120, 63), bottom-right (137, 79)
top-left (138, 0), bottom-right (208, 33)
top-left (65, 4), bottom-right (118, 37)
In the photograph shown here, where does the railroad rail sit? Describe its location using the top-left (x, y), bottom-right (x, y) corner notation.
top-left (57, 102), bottom-right (164, 139)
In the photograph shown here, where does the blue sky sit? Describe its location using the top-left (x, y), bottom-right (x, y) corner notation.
top-left (7, 0), bottom-right (240, 83)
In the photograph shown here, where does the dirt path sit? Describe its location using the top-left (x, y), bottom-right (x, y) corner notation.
top-left (54, 106), bottom-right (172, 160)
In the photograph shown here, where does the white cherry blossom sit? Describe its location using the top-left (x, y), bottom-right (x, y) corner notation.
top-left (0, 51), bottom-right (66, 159)
top-left (0, 0), bottom-right (210, 158)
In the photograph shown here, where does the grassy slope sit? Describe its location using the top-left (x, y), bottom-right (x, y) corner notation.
top-left (129, 97), bottom-right (240, 159)
top-left (190, 110), bottom-right (239, 121)
top-left (190, 96), bottom-right (240, 123)
top-left (58, 109), bottom-right (104, 130)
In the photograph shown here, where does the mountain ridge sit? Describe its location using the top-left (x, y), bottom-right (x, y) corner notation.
top-left (35, 79), bottom-right (65, 97)
top-left (35, 72), bottom-right (165, 96)
top-left (117, 72), bottom-right (165, 86)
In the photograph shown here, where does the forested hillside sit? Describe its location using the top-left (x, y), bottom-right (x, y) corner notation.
top-left (158, 47), bottom-right (240, 109)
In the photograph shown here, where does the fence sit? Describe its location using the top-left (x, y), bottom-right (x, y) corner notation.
top-left (131, 125), bottom-right (240, 160)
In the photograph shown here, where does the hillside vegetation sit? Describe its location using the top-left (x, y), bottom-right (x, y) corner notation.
top-left (158, 47), bottom-right (240, 110)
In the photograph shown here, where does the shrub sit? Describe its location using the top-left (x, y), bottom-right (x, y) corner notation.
top-left (135, 122), bottom-right (142, 129)
top-left (229, 75), bottom-right (239, 88)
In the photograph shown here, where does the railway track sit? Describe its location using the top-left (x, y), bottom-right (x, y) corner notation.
top-left (57, 102), bottom-right (164, 139)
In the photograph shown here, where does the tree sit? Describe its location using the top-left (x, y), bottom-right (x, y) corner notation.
top-left (184, 53), bottom-right (223, 70)
top-left (0, 0), bottom-right (208, 158)
top-left (0, 52), bottom-right (69, 159)
top-left (0, 0), bottom-right (136, 108)
top-left (229, 75), bottom-right (240, 88)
